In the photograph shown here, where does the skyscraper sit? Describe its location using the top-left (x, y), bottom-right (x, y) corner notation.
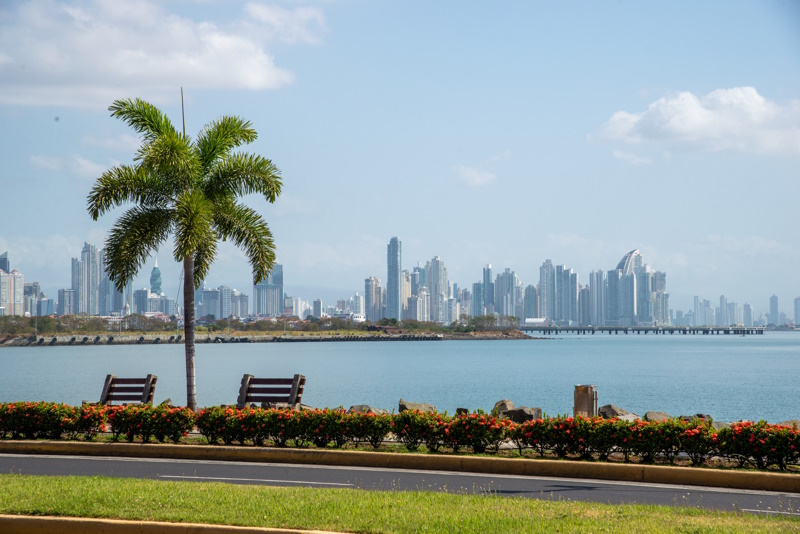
top-left (539, 260), bottom-right (555, 320)
top-left (81, 242), bottom-right (101, 316)
top-left (386, 237), bottom-right (402, 321)
top-left (365, 276), bottom-right (382, 322)
top-left (0, 251), bottom-right (9, 273)
top-left (523, 284), bottom-right (539, 319)
top-left (150, 260), bottom-right (162, 294)
top-left (218, 285), bottom-right (232, 319)
top-left (482, 264), bottom-right (494, 315)
top-left (253, 263), bottom-right (283, 316)
top-left (427, 257), bottom-right (448, 324)
top-left (770, 295), bottom-right (779, 325)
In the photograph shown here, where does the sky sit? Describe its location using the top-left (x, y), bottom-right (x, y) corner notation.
top-left (1, 0), bottom-right (799, 315)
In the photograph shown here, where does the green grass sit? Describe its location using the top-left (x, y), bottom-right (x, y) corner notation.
top-left (0, 475), bottom-right (798, 533)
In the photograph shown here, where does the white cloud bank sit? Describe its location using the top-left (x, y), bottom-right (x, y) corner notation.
top-left (599, 87), bottom-right (800, 155)
top-left (0, 0), bottom-right (326, 108)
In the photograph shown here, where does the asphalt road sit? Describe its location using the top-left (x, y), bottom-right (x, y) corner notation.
top-left (2, 453), bottom-right (799, 518)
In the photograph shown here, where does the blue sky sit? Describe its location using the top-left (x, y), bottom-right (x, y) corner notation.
top-left (1, 0), bottom-right (799, 315)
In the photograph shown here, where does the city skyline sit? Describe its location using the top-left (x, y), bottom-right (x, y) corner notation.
top-left (1, 1), bottom-right (798, 315)
top-left (1, 240), bottom-right (797, 326)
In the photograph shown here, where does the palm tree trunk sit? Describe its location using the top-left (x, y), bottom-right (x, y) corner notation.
top-left (183, 256), bottom-right (197, 411)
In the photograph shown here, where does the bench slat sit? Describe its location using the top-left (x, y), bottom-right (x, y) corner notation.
top-left (106, 394), bottom-right (147, 401)
top-left (248, 386), bottom-right (292, 394)
top-left (246, 395), bottom-right (300, 403)
top-left (109, 386), bottom-right (148, 393)
top-left (249, 378), bottom-right (294, 385)
top-left (111, 378), bottom-right (147, 385)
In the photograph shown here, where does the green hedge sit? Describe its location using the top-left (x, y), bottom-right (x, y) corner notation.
top-left (1, 402), bottom-right (798, 471)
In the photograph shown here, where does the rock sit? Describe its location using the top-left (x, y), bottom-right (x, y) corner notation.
top-left (777, 420), bottom-right (800, 429)
top-left (348, 404), bottom-right (389, 415)
top-left (398, 398), bottom-right (436, 413)
top-left (644, 411), bottom-right (672, 422)
top-left (598, 404), bottom-right (630, 419)
top-left (502, 407), bottom-right (542, 423)
top-left (712, 421), bottom-right (731, 430)
top-left (493, 399), bottom-right (514, 415)
top-left (455, 407), bottom-right (469, 416)
top-left (158, 398), bottom-right (174, 407)
top-left (679, 413), bottom-right (711, 422)
top-left (617, 413), bottom-right (641, 422)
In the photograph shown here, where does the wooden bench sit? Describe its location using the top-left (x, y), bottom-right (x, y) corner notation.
top-left (236, 374), bottom-right (305, 409)
top-left (98, 374), bottom-right (158, 405)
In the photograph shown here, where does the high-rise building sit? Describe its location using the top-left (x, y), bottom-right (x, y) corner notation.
top-left (81, 242), bottom-right (101, 316)
top-left (253, 263), bottom-right (283, 316)
top-left (150, 260), bottom-right (162, 294)
top-left (483, 265), bottom-right (494, 315)
top-left (589, 270), bottom-right (606, 326)
top-left (200, 289), bottom-right (221, 320)
top-left (427, 257), bottom-right (448, 324)
top-left (0, 251), bottom-right (9, 273)
top-left (523, 284), bottom-right (539, 319)
top-left (743, 303), bottom-right (753, 327)
top-left (386, 237), bottom-right (402, 321)
top-left (471, 282), bottom-right (484, 317)
top-left (231, 290), bottom-right (249, 318)
top-left (539, 260), bottom-right (555, 320)
top-left (365, 276), bottom-right (382, 322)
top-left (793, 297), bottom-right (800, 326)
top-left (718, 295), bottom-right (729, 326)
top-left (494, 268), bottom-right (518, 317)
top-left (57, 289), bottom-right (74, 316)
top-left (218, 285), bottom-right (232, 319)
top-left (770, 295), bottom-right (779, 325)
top-left (313, 299), bottom-right (323, 318)
top-left (133, 288), bottom-right (149, 315)
top-left (351, 292), bottom-right (364, 315)
top-left (605, 270), bottom-right (622, 325)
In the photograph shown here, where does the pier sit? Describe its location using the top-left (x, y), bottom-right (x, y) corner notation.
top-left (519, 325), bottom-right (765, 336)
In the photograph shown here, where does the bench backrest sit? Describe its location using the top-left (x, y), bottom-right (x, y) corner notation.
top-left (99, 374), bottom-right (157, 405)
top-left (236, 373), bottom-right (305, 409)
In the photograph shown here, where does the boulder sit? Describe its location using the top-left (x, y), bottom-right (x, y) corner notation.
top-left (502, 407), bottom-right (542, 423)
top-left (348, 404), bottom-right (389, 415)
top-left (617, 413), bottom-right (641, 422)
top-left (679, 413), bottom-right (711, 422)
top-left (712, 421), bottom-right (731, 430)
top-left (398, 398), bottom-right (436, 413)
top-left (493, 399), bottom-right (514, 416)
top-left (158, 398), bottom-right (174, 408)
top-left (644, 411), bottom-right (672, 422)
top-left (598, 404), bottom-right (630, 419)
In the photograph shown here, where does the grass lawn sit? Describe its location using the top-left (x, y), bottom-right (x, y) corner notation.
top-left (0, 474), bottom-right (798, 533)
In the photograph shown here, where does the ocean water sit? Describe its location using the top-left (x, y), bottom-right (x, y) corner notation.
top-left (0, 332), bottom-right (797, 423)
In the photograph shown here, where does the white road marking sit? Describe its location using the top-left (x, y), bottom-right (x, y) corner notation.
top-left (157, 474), bottom-right (352, 486)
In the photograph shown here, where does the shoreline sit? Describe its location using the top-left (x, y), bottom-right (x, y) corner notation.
top-left (0, 329), bottom-right (533, 347)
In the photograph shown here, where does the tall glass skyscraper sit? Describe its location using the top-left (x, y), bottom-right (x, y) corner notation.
top-left (386, 237), bottom-right (402, 321)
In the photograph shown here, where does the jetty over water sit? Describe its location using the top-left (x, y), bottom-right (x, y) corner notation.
top-left (519, 325), bottom-right (765, 336)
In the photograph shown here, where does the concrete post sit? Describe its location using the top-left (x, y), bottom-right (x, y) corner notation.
top-left (574, 384), bottom-right (598, 418)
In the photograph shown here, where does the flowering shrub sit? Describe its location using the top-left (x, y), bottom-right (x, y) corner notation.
top-left (308, 408), bottom-right (348, 448)
top-left (392, 410), bottom-right (432, 451)
top-left (717, 421), bottom-right (800, 470)
top-left (63, 405), bottom-right (108, 441)
top-left (195, 406), bottom-right (233, 445)
top-left (107, 405), bottom-right (195, 443)
top-left (679, 421), bottom-right (717, 466)
top-left (447, 413), bottom-right (511, 453)
top-left (343, 412), bottom-right (393, 449)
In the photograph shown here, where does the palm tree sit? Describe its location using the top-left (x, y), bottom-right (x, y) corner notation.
top-left (87, 98), bottom-right (282, 411)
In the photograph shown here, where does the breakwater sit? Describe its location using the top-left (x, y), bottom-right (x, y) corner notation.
top-left (0, 333), bottom-right (444, 347)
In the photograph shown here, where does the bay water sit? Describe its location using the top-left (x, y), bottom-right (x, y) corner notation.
top-left (0, 332), bottom-right (797, 423)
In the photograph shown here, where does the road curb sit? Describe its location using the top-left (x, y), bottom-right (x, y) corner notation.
top-left (0, 514), bottom-right (345, 534)
top-left (1, 440), bottom-right (799, 493)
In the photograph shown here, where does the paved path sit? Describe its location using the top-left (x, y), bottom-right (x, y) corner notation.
top-left (2, 453), bottom-right (800, 517)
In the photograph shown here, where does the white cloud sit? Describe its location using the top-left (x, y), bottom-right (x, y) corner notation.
top-left (81, 133), bottom-right (141, 153)
top-left (0, 0), bottom-right (328, 107)
top-left (243, 3), bottom-right (326, 44)
top-left (29, 153), bottom-right (108, 179)
top-left (454, 164), bottom-right (496, 187)
top-left (598, 87), bottom-right (800, 155)
top-left (612, 150), bottom-right (651, 166)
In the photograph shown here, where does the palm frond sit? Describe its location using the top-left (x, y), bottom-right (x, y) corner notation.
top-left (204, 153), bottom-right (282, 203)
top-left (196, 116), bottom-right (257, 174)
top-left (192, 239), bottom-right (218, 289)
top-left (87, 165), bottom-right (172, 220)
top-left (137, 130), bottom-right (201, 191)
top-left (109, 98), bottom-right (177, 143)
top-left (173, 190), bottom-right (217, 264)
top-left (213, 202), bottom-right (276, 284)
top-left (103, 206), bottom-right (174, 291)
